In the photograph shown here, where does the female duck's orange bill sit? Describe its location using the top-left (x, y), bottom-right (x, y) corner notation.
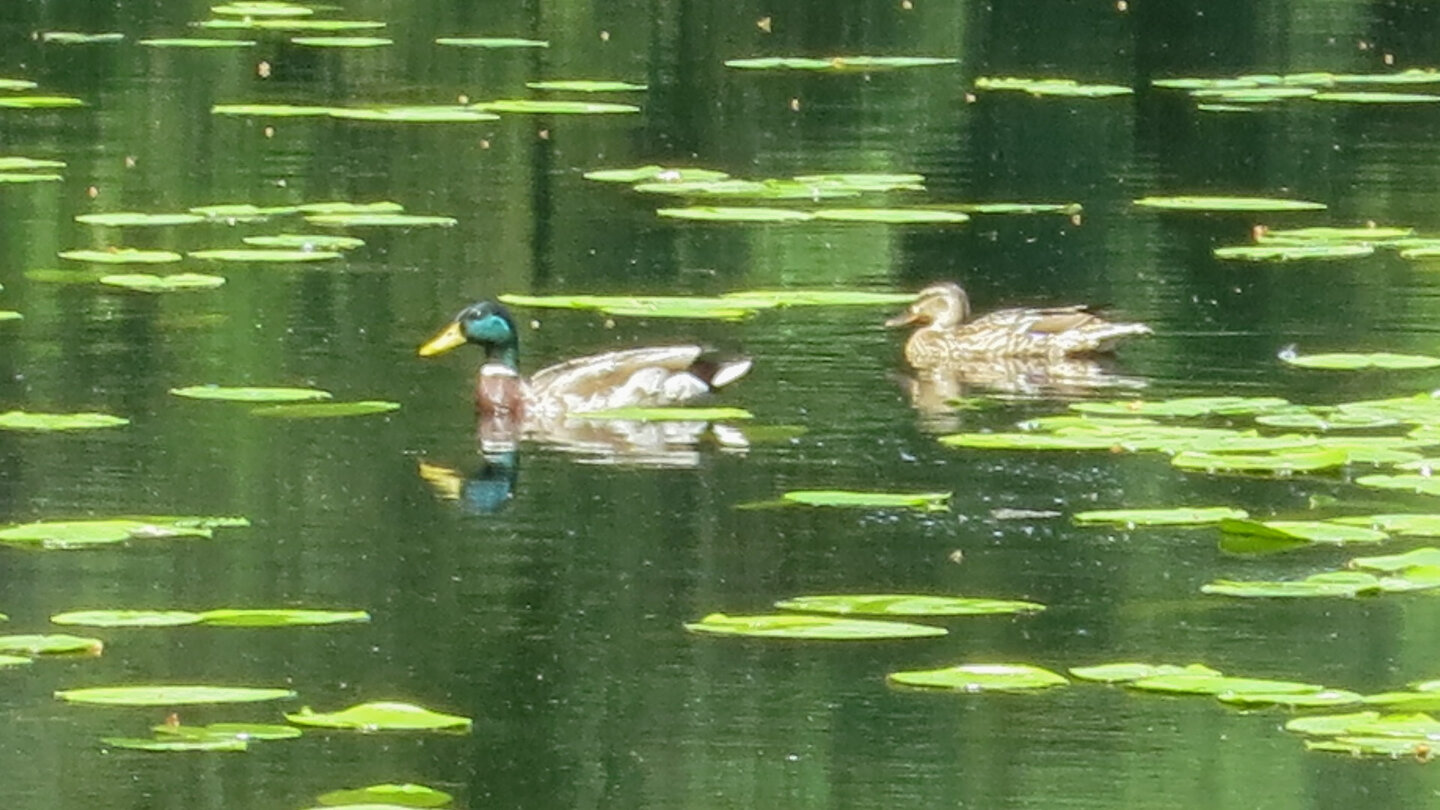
top-left (418, 321), bottom-right (467, 357)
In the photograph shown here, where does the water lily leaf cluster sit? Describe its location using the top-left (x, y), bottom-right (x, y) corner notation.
top-left (52, 608), bottom-right (370, 627)
top-left (1156, 70), bottom-right (1440, 110)
top-left (1204, 543), bottom-right (1440, 597)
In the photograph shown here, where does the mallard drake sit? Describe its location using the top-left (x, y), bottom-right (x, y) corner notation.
top-left (418, 301), bottom-right (753, 421)
top-left (885, 282), bottom-right (1151, 367)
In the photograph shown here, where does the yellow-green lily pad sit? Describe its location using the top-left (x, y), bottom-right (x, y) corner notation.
top-left (189, 248), bottom-right (342, 262)
top-left (684, 613), bottom-right (946, 640)
top-left (887, 663), bottom-right (1068, 691)
top-left (212, 104), bottom-right (346, 117)
top-left (0, 157), bottom-right (65, 170)
top-left (315, 783), bottom-right (452, 807)
top-left (726, 56), bottom-right (957, 72)
top-left (52, 610), bottom-right (203, 627)
top-left (0, 95), bottom-right (86, 108)
top-left (1070, 396), bottom-right (1292, 417)
top-left (1133, 196), bottom-right (1327, 212)
top-left (1213, 244), bottom-right (1374, 261)
top-left (56, 685), bottom-right (297, 705)
top-left (0, 79), bottom-right (39, 91)
top-left (0, 311), bottom-right (22, 320)
top-left (59, 248), bottom-right (182, 264)
top-left (1171, 448), bottom-right (1349, 473)
top-left (242, 234), bottom-right (365, 250)
top-left (811, 208), bottom-right (970, 224)
top-left (1281, 351), bottom-right (1440, 370)
top-left (100, 273), bottom-right (226, 292)
top-left (0, 173), bottom-right (62, 183)
top-left (250, 401), bottom-right (400, 418)
top-left (1068, 663), bottom-right (1223, 683)
top-left (41, 32), bottom-right (124, 44)
top-left (0, 634), bottom-right (104, 655)
top-left (583, 165), bottom-right (729, 183)
top-left (1258, 226), bottom-right (1414, 243)
top-left (1202, 571), bottom-right (1384, 598)
top-left (657, 206), bottom-right (813, 222)
top-left (0, 655), bottom-right (32, 668)
top-left (1220, 518), bottom-right (1388, 544)
top-left (0, 411), bottom-right (129, 431)
top-left (974, 77), bottom-right (1132, 97)
top-left (435, 37), bottom-right (548, 48)
top-left (526, 80), bottom-right (647, 92)
top-left (304, 213), bottom-right (457, 227)
top-left (290, 36), bottom-right (393, 47)
top-left (330, 106), bottom-right (500, 123)
top-left (155, 722), bottom-right (302, 741)
top-left (197, 609), bottom-right (370, 627)
top-left (1127, 673), bottom-right (1325, 696)
top-left (1285, 711), bottom-right (1383, 736)
top-left (774, 594), bottom-right (1043, 616)
top-left (170, 386), bottom-right (333, 403)
top-left (138, 38), bottom-right (258, 48)
top-left (1349, 545), bottom-right (1440, 571)
top-left (780, 490), bottom-right (951, 510)
top-left (1217, 689), bottom-right (1365, 708)
top-left (1072, 506), bottom-right (1248, 526)
top-left (1313, 92), bottom-right (1440, 103)
top-left (211, 2), bottom-right (313, 17)
top-left (473, 99), bottom-right (638, 114)
top-left (285, 701), bottom-right (473, 732)
top-left (76, 212), bottom-right (205, 226)
top-left (1356, 474), bottom-right (1440, 495)
top-left (101, 736), bottom-right (248, 752)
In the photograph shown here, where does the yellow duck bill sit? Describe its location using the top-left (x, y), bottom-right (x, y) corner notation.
top-left (418, 321), bottom-right (467, 357)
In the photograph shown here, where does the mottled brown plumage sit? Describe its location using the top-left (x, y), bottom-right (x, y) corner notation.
top-left (886, 282), bottom-right (1151, 367)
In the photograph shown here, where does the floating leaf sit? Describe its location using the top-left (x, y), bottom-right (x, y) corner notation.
top-left (304, 213), bottom-right (457, 227)
top-left (155, 722), bottom-right (302, 741)
top-left (633, 179), bottom-right (858, 200)
top-left (76, 212), bottom-right (205, 226)
top-left (1254, 408), bottom-right (1398, 430)
top-left (887, 663), bottom-right (1068, 692)
top-left (1068, 663), bottom-right (1223, 683)
top-left (0, 172), bottom-right (62, 183)
top-left (1220, 518), bottom-right (1387, 545)
top-left (52, 610), bottom-right (203, 627)
top-left (1133, 196), bottom-right (1327, 212)
top-left (1191, 87), bottom-right (1317, 101)
top-left (56, 685), bottom-right (296, 706)
top-left (1213, 244), bottom-right (1373, 261)
top-left (315, 783), bottom-right (453, 808)
top-left (578, 406), bottom-right (751, 422)
top-left (190, 248), bottom-right (342, 262)
top-left (212, 103), bottom-right (345, 117)
top-left (811, 208), bottom-right (970, 224)
top-left (170, 386), bottom-right (332, 403)
top-left (285, 701), bottom-right (473, 732)
top-left (939, 431), bottom-right (1132, 451)
top-left (1281, 351), bottom-right (1440, 370)
top-left (1072, 507), bottom-right (1248, 526)
top-left (1201, 571), bottom-right (1383, 598)
top-left (250, 401), bottom-right (400, 418)
top-left (1070, 396), bottom-right (1292, 417)
top-left (0, 516), bottom-right (241, 549)
top-left (0, 311), bottom-right (20, 321)
top-left (0, 95), bottom-right (85, 109)
top-left (722, 289), bottom-right (917, 306)
top-left (526, 80), bottom-right (647, 92)
top-left (684, 613), bottom-right (946, 640)
top-left (473, 99), bottom-right (638, 114)
top-left (1356, 474), bottom-right (1440, 496)
top-left (780, 490), bottom-right (951, 510)
top-left (59, 248), bottom-right (182, 264)
top-left (1313, 92), bottom-right (1440, 103)
top-left (1286, 711), bottom-right (1384, 736)
top-left (1307, 736), bottom-right (1440, 757)
top-left (0, 157), bottom-right (65, 170)
top-left (1127, 673), bottom-right (1325, 696)
top-left (792, 172), bottom-right (926, 191)
top-left (197, 609), bottom-right (370, 627)
top-left (0, 79), bottom-right (39, 91)
top-left (330, 106), bottom-right (500, 123)
top-left (775, 594), bottom-right (1043, 616)
top-left (0, 655), bottom-right (32, 668)
top-left (0, 634), bottom-right (103, 655)
top-left (139, 38), bottom-right (258, 48)
top-left (189, 203), bottom-right (302, 219)
top-left (657, 206), bottom-right (812, 222)
top-left (290, 36), bottom-right (393, 48)
top-left (101, 736), bottom-right (248, 752)
top-left (211, 2), bottom-right (314, 17)
top-left (974, 77), bottom-right (1132, 97)
top-left (242, 234), bottom-right (365, 250)
top-left (1183, 433), bottom-right (1318, 453)
top-left (1349, 546), bottom-right (1440, 571)
top-left (947, 202), bottom-right (1082, 215)
top-left (0, 411), bottom-right (129, 432)
top-left (295, 201), bottom-right (404, 214)
top-left (100, 273), bottom-right (226, 292)
top-left (41, 32), bottom-right (124, 44)
top-left (435, 37), bottom-right (548, 48)
top-left (725, 56), bottom-right (957, 72)
top-left (583, 165), bottom-right (730, 183)
top-left (1257, 226), bottom-right (1414, 244)
top-left (1218, 690), bottom-right (1365, 708)
top-left (1363, 692), bottom-right (1440, 711)
top-left (1171, 448), bottom-right (1349, 473)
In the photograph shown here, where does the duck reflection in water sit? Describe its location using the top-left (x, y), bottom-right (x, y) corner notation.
top-left (885, 282), bottom-right (1151, 426)
top-left (418, 300), bottom-right (753, 473)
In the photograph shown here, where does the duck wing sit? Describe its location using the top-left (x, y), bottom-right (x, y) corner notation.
top-left (528, 346), bottom-right (751, 414)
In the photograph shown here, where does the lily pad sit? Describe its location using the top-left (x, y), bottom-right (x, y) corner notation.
top-left (330, 106), bottom-right (500, 123)
top-left (792, 172), bottom-right (926, 191)
top-left (578, 407), bottom-right (752, 422)
top-left (211, 2), bottom-right (314, 17)
top-left (285, 701), bottom-right (473, 732)
top-left (948, 202), bottom-right (1082, 215)
top-left (657, 207), bottom-right (813, 222)
top-left (1254, 408), bottom-right (1398, 430)
top-left (1349, 546), bottom-right (1440, 571)
top-left (56, 685), bottom-right (297, 705)
top-left (290, 36), bottom-right (393, 47)
top-left (0, 96), bottom-right (85, 109)
top-left (100, 273), bottom-right (226, 292)
top-left (435, 37), bottom-right (548, 48)
top-left (0, 655), bottom-right (32, 668)
top-left (1191, 87), bottom-right (1317, 101)
top-left (304, 213), bottom-right (457, 227)
top-left (779, 490), bottom-right (951, 510)
top-left (1363, 692), bottom-right (1440, 711)
top-left (1127, 673), bottom-right (1325, 696)
top-left (59, 248), bottom-right (182, 264)
top-left (0, 634), bottom-right (104, 655)
top-left (0, 157), bottom-right (65, 170)
top-left (315, 783), bottom-right (453, 808)
top-left (1286, 711), bottom-right (1384, 736)
top-left (139, 38), bottom-right (258, 48)
top-left (1312, 92), bottom-right (1440, 103)
top-left (722, 289), bottom-right (917, 306)
top-left (683, 613), bottom-right (946, 640)
top-left (0, 516), bottom-right (242, 549)
top-left (1257, 226), bottom-right (1414, 244)
top-left (101, 736), bottom-right (248, 752)
top-left (526, 80), bottom-right (647, 92)
top-left (473, 99), bottom-right (638, 114)
top-left (887, 663), bottom-right (1068, 692)
top-left (155, 722), bottom-right (302, 741)
top-left (974, 77), bottom-right (1132, 97)
top-left (242, 234), bottom-right (365, 250)
top-left (76, 212), bottom-right (205, 226)
top-left (252, 19), bottom-right (387, 31)
top-left (51, 610), bottom-right (203, 627)
top-left (1068, 663), bottom-right (1223, 683)
top-left (189, 203), bottom-right (303, 219)
top-left (1133, 196), bottom-right (1327, 212)
top-left (1072, 506), bottom-right (1248, 526)
top-left (0, 311), bottom-right (20, 321)
top-left (0, 411), bottom-right (129, 432)
top-left (197, 609), bottom-right (371, 627)
top-left (0, 173), bottom-right (63, 183)
top-left (189, 248), bottom-right (343, 262)
top-left (633, 180), bottom-right (858, 200)
top-left (250, 401), bottom-right (400, 418)
top-left (1356, 474), bottom-right (1440, 496)
top-left (1216, 689), bottom-right (1366, 708)
top-left (1220, 518), bottom-right (1388, 545)
top-left (725, 56), bottom-right (958, 72)
top-left (1070, 396), bottom-right (1292, 418)
top-left (1213, 244), bottom-right (1374, 261)
top-left (170, 386), bottom-right (333, 403)
top-left (1307, 736), bottom-right (1439, 757)
top-left (40, 32), bottom-right (123, 44)
top-left (774, 594), bottom-right (1044, 616)
top-left (1281, 351), bottom-right (1440, 370)
top-left (0, 80), bottom-right (39, 91)
top-left (811, 208), bottom-right (970, 224)
top-left (212, 104), bottom-right (345, 117)
top-left (1202, 571), bottom-right (1384, 598)
top-left (583, 166), bottom-right (730, 183)
top-left (1171, 448), bottom-right (1350, 473)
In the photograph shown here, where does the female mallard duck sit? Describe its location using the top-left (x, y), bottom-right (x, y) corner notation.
top-left (418, 301), bottom-right (753, 420)
top-left (885, 282), bottom-right (1151, 367)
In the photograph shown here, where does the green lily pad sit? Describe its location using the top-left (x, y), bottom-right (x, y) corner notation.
top-left (59, 248), bottom-right (182, 264)
top-left (0, 516), bottom-right (242, 549)
top-left (315, 783), bottom-right (453, 807)
top-left (1281, 351), bottom-right (1440, 370)
top-left (1072, 507), bottom-right (1249, 526)
top-left (1400, 246), bottom-right (1440, 260)
top-left (1191, 87), bottom-right (1318, 101)
top-left (1133, 196), bottom-right (1327, 212)
top-left (1307, 736), bottom-right (1439, 757)
top-left (578, 407), bottom-right (751, 422)
top-left (1183, 433), bottom-right (1318, 453)
top-left (170, 386), bottom-right (333, 403)
top-left (52, 610), bottom-right (203, 627)
top-left (0, 311), bottom-right (20, 321)
top-left (330, 106), bottom-right (500, 123)
top-left (100, 273), bottom-right (226, 292)
top-left (1202, 571), bottom-right (1384, 598)
top-left (1153, 77), bottom-right (1267, 90)
top-left (1356, 474), bottom-right (1440, 496)
top-left (212, 104), bottom-right (346, 117)
top-left (810, 208), bottom-right (970, 224)
top-left (101, 736), bottom-right (248, 752)
top-left (0, 96), bottom-right (85, 109)
top-left (0, 173), bottom-right (62, 183)
top-left (657, 206), bottom-right (813, 222)
top-left (250, 19), bottom-right (387, 31)
top-left (526, 80), bottom-right (647, 92)
top-left (1070, 396), bottom-right (1292, 417)
top-left (1286, 711), bottom-right (1383, 736)
top-left (0, 634), bottom-right (103, 655)
top-left (304, 213), bottom-right (457, 227)
top-left (974, 77), bottom-right (1132, 97)
top-left (296, 201), bottom-right (404, 214)
top-left (56, 685), bottom-right (297, 706)
top-left (188, 203), bottom-right (303, 219)
top-left (1257, 226), bottom-right (1414, 244)
top-left (435, 37), bottom-right (548, 48)
top-left (1363, 692), bottom-right (1440, 711)
top-left (583, 166), bottom-right (730, 183)
top-left (41, 32), bottom-right (123, 44)
top-left (1171, 448), bottom-right (1350, 473)
top-left (1213, 244), bottom-right (1374, 261)
top-left (1218, 689), bottom-right (1367, 708)
top-left (0, 411), bottom-right (129, 432)
top-left (1254, 408), bottom-right (1398, 430)
top-left (947, 202), bottom-right (1082, 215)
top-left (138, 38), bottom-right (258, 48)
top-left (250, 401), bottom-right (400, 418)
top-left (155, 722), bottom-right (302, 741)
top-left (197, 609), bottom-right (370, 627)
top-left (290, 36), bottom-right (393, 47)
top-left (887, 663), bottom-right (1068, 692)
top-left (792, 172), bottom-right (926, 191)
top-left (190, 248), bottom-right (342, 262)
top-left (211, 2), bottom-right (314, 17)
top-left (725, 56), bottom-right (957, 72)
top-left (722, 289), bottom-right (917, 306)
top-left (1127, 673), bottom-right (1325, 696)
top-left (1068, 663), bottom-right (1223, 683)
top-left (0, 79), bottom-right (39, 91)
top-left (285, 701), bottom-right (472, 732)
top-left (774, 594), bottom-right (1044, 616)
top-left (1220, 518), bottom-right (1388, 544)
top-left (76, 212), bottom-right (205, 226)
top-left (242, 234), bottom-right (365, 250)
top-left (939, 431), bottom-right (1130, 451)
top-left (1349, 546), bottom-right (1440, 571)
top-left (780, 490), bottom-right (951, 510)
top-left (0, 655), bottom-right (32, 668)
top-left (0, 157), bottom-right (65, 170)
top-left (633, 180), bottom-right (859, 200)
top-left (1313, 92), bottom-right (1440, 103)
top-left (473, 99), bottom-right (638, 114)
top-left (683, 613), bottom-right (946, 640)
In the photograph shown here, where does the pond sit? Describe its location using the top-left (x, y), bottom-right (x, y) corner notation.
top-left (4, 0), bottom-right (1440, 808)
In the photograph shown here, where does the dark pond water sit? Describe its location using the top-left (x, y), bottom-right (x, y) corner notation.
top-left (5, 0), bottom-right (1440, 808)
